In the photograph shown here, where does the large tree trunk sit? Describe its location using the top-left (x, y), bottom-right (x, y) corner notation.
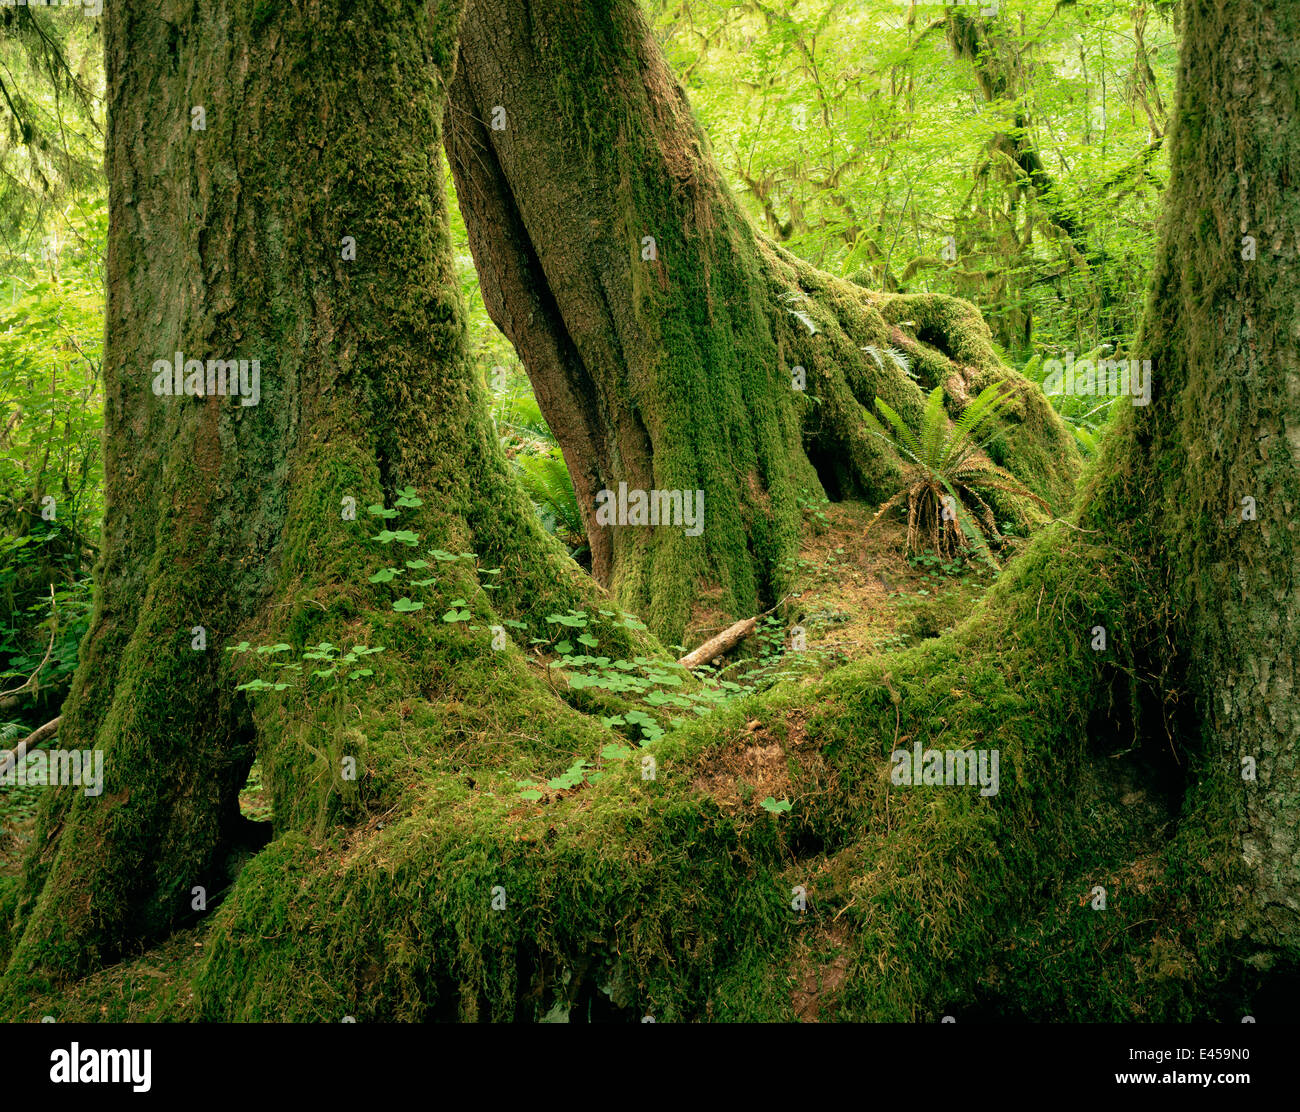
top-left (1129, 0), bottom-right (1299, 948)
top-left (444, 0), bottom-right (1079, 643)
top-left (2, 0), bottom-right (622, 988)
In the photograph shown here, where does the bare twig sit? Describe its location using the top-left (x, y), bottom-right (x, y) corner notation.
top-left (0, 585), bottom-right (57, 699)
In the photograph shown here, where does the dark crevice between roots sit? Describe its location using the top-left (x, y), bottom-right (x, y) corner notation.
top-left (804, 439), bottom-right (848, 503)
top-left (175, 740), bottom-right (274, 932)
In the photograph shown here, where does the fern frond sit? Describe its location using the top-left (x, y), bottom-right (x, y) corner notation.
top-left (919, 386), bottom-right (948, 470)
top-left (886, 347), bottom-right (915, 377)
top-left (940, 383), bottom-right (1018, 471)
top-left (867, 395), bottom-right (923, 462)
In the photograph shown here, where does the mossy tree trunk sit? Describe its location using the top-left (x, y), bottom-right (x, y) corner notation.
top-left (445, 0), bottom-right (1079, 643)
top-left (1119, 0), bottom-right (1299, 948)
top-left (3, 0), bottom-right (622, 987)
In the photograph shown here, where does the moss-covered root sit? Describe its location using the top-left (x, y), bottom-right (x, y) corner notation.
top-left (777, 253), bottom-right (1081, 517)
top-left (178, 509), bottom-right (1117, 1021)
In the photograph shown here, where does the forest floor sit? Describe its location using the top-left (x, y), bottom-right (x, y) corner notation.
top-left (1, 500), bottom-right (1003, 1021)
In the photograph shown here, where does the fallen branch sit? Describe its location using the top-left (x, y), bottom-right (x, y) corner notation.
top-left (0, 716), bottom-right (61, 775)
top-left (677, 617), bottom-right (757, 671)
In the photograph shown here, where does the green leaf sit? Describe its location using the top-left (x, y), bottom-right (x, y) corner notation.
top-left (760, 796), bottom-right (793, 813)
top-left (393, 597), bottom-right (425, 612)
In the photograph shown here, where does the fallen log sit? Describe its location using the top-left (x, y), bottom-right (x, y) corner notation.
top-left (0, 716), bottom-right (61, 775)
top-left (677, 617), bottom-right (757, 671)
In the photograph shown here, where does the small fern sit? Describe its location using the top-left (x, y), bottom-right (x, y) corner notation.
top-left (512, 447), bottom-right (588, 558)
top-left (862, 344), bottom-right (917, 378)
top-left (863, 383), bottom-right (1046, 568)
